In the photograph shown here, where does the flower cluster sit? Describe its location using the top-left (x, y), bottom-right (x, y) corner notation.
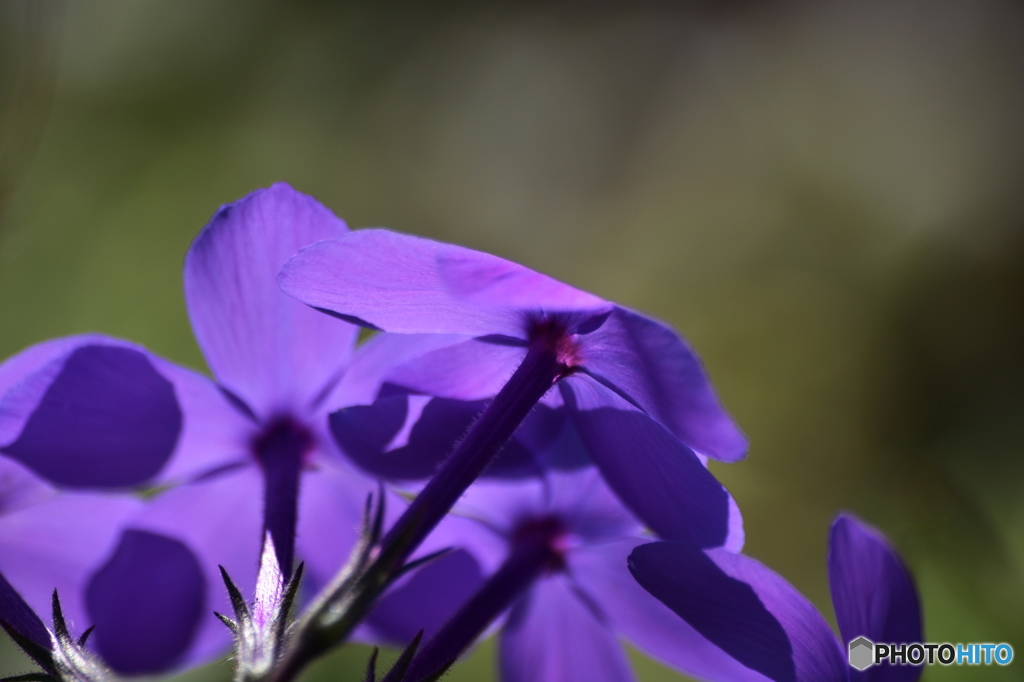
top-left (0, 184), bottom-right (922, 682)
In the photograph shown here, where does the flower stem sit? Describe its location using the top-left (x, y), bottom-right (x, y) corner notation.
top-left (377, 340), bottom-right (562, 566)
top-left (254, 419), bottom-right (313, 579)
top-left (271, 340), bottom-right (564, 681)
top-left (388, 522), bottom-right (562, 682)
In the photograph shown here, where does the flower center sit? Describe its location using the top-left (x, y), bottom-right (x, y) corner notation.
top-left (251, 416), bottom-right (315, 471)
top-left (510, 516), bottom-right (569, 573)
top-left (526, 317), bottom-right (582, 373)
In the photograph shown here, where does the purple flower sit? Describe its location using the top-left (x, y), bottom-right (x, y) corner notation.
top-left (0, 456), bottom-right (140, 665)
top-left (0, 184), bottom-right (400, 673)
top-left (391, 466), bottom-right (756, 682)
top-left (279, 229), bottom-right (747, 547)
top-left (331, 381), bottom-right (744, 551)
top-left (628, 514), bottom-right (923, 682)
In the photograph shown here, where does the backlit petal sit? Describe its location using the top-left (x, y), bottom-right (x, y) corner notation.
top-left (185, 183), bottom-right (357, 417)
top-left (0, 483), bottom-right (142, 643)
top-left (628, 542), bottom-right (847, 682)
top-left (86, 530), bottom-right (206, 674)
top-left (561, 375), bottom-right (735, 548)
top-left (279, 229), bottom-right (609, 338)
top-left (580, 307), bottom-right (746, 461)
top-left (829, 514), bottom-right (922, 682)
top-left (1, 342), bottom-right (181, 489)
top-left (127, 465), bottom-right (263, 668)
top-left (500, 574), bottom-right (634, 682)
top-left (572, 538), bottom-right (772, 682)
top-left (330, 394), bottom-right (556, 482)
top-left (0, 336), bottom-right (250, 488)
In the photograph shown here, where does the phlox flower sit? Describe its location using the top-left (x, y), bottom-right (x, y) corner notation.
top-left (628, 514), bottom-right (923, 682)
top-left (330, 371), bottom-right (745, 553)
top-left (394, 465), bottom-right (759, 682)
top-left (0, 184), bottom-right (442, 673)
top-left (279, 229), bottom-right (747, 548)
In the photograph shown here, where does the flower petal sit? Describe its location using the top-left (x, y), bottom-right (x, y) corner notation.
top-left (579, 307), bottom-right (747, 461)
top-left (85, 529), bottom-right (207, 674)
top-left (0, 336), bottom-right (251, 489)
top-left (0, 342), bottom-right (182, 489)
top-left (572, 538), bottom-right (773, 682)
top-left (561, 375), bottom-right (736, 548)
top-left (500, 574), bottom-right (634, 682)
top-left (330, 393), bottom-right (556, 482)
top-left (326, 333), bottom-right (482, 406)
top-left (0, 480), bottom-right (143, 642)
top-left (361, 336), bottom-right (526, 402)
top-left (279, 229), bottom-right (610, 338)
top-left (0, 336), bottom-right (109, 445)
top-left (450, 466), bottom-right (637, 543)
top-left (185, 183), bottom-right (357, 417)
top-left (293, 463), bottom-right (381, 597)
top-left (829, 514), bottom-right (923, 682)
top-left (126, 465), bottom-right (264, 667)
top-left (364, 536), bottom-right (488, 647)
top-left (0, 455), bottom-right (52, 516)
top-left (542, 467), bottom-right (643, 541)
top-left (452, 477), bottom-right (550, 537)
top-left (145, 359), bottom-right (254, 484)
top-left (628, 541), bottom-right (847, 682)
top-left (298, 472), bottom-right (501, 646)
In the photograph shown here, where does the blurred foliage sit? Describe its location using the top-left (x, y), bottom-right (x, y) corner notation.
top-left (1, 0), bottom-right (1022, 679)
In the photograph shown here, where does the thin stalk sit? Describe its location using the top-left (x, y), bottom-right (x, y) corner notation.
top-left (388, 532), bottom-right (556, 682)
top-left (270, 341), bottom-right (564, 681)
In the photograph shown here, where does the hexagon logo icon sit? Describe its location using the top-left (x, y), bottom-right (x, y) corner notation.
top-left (848, 636), bottom-right (875, 671)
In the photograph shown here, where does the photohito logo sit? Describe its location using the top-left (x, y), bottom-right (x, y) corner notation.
top-left (847, 637), bottom-right (1014, 670)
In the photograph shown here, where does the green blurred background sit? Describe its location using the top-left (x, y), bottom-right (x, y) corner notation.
top-left (1, 0), bottom-right (1022, 679)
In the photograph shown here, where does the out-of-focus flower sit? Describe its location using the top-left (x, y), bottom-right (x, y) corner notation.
top-left (0, 184), bottom-right (404, 673)
top-left (280, 229), bottom-right (747, 547)
top-left (628, 514), bottom-right (923, 682)
top-left (0, 456), bottom-right (140, 671)
top-left (388, 465), bottom-right (758, 682)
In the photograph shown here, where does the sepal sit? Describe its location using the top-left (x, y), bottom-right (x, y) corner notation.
top-left (363, 648), bottom-right (380, 682)
top-left (0, 620), bottom-right (56, 680)
top-left (266, 489), bottom-right (453, 679)
top-left (216, 535), bottom-right (304, 682)
top-left (379, 631), bottom-right (423, 682)
top-left (0, 591), bottom-right (115, 682)
top-left (49, 591), bottom-right (118, 682)
top-left (282, 490), bottom-right (387, 658)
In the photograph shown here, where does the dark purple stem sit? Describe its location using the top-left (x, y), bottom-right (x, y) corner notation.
top-left (377, 340), bottom-right (562, 569)
top-left (391, 521), bottom-right (563, 682)
top-left (0, 571), bottom-right (55, 673)
top-left (271, 340), bottom-right (564, 681)
top-left (261, 463), bottom-right (300, 579)
top-left (254, 418), bottom-right (314, 579)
